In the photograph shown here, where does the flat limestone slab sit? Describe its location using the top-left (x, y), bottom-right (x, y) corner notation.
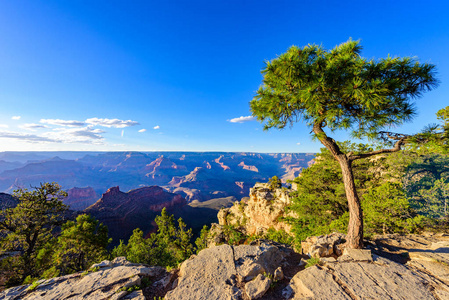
top-left (285, 266), bottom-right (351, 300)
top-left (338, 248), bottom-right (373, 263)
top-left (285, 257), bottom-right (443, 300)
top-left (0, 262), bottom-right (162, 300)
top-left (165, 244), bottom-right (240, 300)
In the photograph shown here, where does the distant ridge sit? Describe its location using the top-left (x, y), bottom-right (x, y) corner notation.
top-left (0, 151), bottom-right (315, 204)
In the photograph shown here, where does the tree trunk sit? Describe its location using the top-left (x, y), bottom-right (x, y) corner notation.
top-left (337, 156), bottom-right (364, 249)
top-left (313, 122), bottom-right (364, 249)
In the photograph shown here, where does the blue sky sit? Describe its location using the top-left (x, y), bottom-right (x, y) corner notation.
top-left (0, 0), bottom-right (448, 152)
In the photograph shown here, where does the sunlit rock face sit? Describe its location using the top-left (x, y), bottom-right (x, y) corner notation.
top-left (217, 182), bottom-right (296, 237)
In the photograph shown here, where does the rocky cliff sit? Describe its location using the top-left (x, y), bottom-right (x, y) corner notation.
top-left (214, 183), bottom-right (295, 239)
top-left (0, 192), bottom-right (17, 210)
top-left (63, 187), bottom-right (98, 211)
top-left (84, 186), bottom-right (187, 244)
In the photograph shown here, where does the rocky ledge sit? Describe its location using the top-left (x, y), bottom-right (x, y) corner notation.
top-left (2, 233), bottom-right (449, 299)
top-left (0, 257), bottom-right (175, 300)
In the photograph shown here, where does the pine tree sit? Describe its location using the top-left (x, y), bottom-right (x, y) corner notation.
top-left (0, 183), bottom-right (67, 284)
top-left (251, 39), bottom-right (438, 248)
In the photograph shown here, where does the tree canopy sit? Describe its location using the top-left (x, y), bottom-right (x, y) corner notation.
top-left (250, 39), bottom-right (437, 139)
top-left (0, 183), bottom-right (68, 284)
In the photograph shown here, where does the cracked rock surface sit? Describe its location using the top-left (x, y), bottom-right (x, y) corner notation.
top-left (166, 241), bottom-right (292, 300)
top-left (0, 257), bottom-right (166, 300)
top-left (284, 233), bottom-right (449, 300)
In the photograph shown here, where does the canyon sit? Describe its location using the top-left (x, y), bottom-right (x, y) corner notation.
top-left (0, 151), bottom-right (314, 207)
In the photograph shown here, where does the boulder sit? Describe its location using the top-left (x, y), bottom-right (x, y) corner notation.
top-left (165, 244), bottom-right (241, 300)
top-left (274, 267), bottom-right (284, 281)
top-left (245, 274), bottom-right (272, 299)
top-left (89, 259), bottom-right (112, 269)
top-left (234, 244), bottom-right (286, 281)
top-left (301, 232), bottom-right (345, 258)
top-left (166, 242), bottom-right (289, 300)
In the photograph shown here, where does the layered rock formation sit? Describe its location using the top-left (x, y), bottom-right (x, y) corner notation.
top-left (0, 151), bottom-right (315, 202)
top-left (212, 183), bottom-right (295, 241)
top-left (63, 187), bottom-right (98, 211)
top-left (0, 192), bottom-right (17, 210)
top-left (84, 186), bottom-right (186, 243)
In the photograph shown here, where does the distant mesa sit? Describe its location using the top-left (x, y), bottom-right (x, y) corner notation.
top-left (238, 161), bottom-right (259, 172)
top-left (214, 155), bottom-right (231, 171)
top-left (63, 186), bottom-right (98, 211)
top-left (85, 185), bottom-right (187, 244)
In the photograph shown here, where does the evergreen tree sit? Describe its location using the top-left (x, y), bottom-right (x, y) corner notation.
top-left (111, 208), bottom-right (193, 268)
top-left (195, 225), bottom-right (210, 254)
top-left (0, 183), bottom-right (67, 284)
top-left (51, 214), bottom-right (110, 274)
top-left (250, 39), bottom-right (438, 248)
top-left (288, 144), bottom-right (424, 245)
top-left (268, 176), bottom-right (282, 190)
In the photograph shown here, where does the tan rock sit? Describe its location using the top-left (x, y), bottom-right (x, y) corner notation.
top-left (245, 274), bottom-right (271, 299)
top-left (0, 259), bottom-right (164, 300)
top-left (284, 256), bottom-right (443, 299)
top-left (123, 290), bottom-right (145, 299)
top-left (338, 248), bottom-right (373, 263)
top-left (301, 232), bottom-right (345, 258)
top-left (90, 259), bottom-right (112, 269)
top-left (233, 244), bottom-right (286, 281)
top-left (217, 183), bottom-right (295, 238)
top-left (166, 244), bottom-right (241, 300)
top-left (284, 265), bottom-right (351, 299)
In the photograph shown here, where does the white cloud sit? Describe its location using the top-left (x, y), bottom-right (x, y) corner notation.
top-left (297, 142), bottom-right (301, 145)
top-left (228, 116), bottom-right (256, 123)
top-left (20, 123), bottom-right (50, 131)
top-left (0, 131), bottom-right (59, 143)
top-left (46, 127), bottom-right (105, 144)
top-left (121, 130), bottom-right (124, 137)
top-left (153, 125), bottom-right (160, 130)
top-left (85, 118), bottom-right (139, 128)
top-left (0, 124), bottom-right (8, 128)
top-left (11, 116), bottom-right (21, 120)
top-left (40, 119), bottom-right (85, 127)
top-left (138, 129), bottom-right (147, 133)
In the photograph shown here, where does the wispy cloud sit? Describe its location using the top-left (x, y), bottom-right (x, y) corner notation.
top-left (121, 130), bottom-right (124, 137)
top-left (51, 127), bottom-right (105, 140)
top-left (228, 116), bottom-right (256, 123)
top-left (6, 116), bottom-right (141, 145)
top-left (297, 142), bottom-right (301, 145)
top-left (20, 123), bottom-right (50, 131)
top-left (138, 129), bottom-right (147, 133)
top-left (153, 125), bottom-right (160, 130)
top-left (40, 119), bottom-right (85, 127)
top-left (11, 116), bottom-right (21, 120)
top-left (0, 131), bottom-right (59, 143)
top-left (0, 124), bottom-right (8, 128)
top-left (85, 118), bottom-right (139, 128)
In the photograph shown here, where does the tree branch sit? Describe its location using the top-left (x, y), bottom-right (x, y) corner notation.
top-left (349, 133), bottom-right (408, 161)
top-left (312, 122), bottom-right (345, 160)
